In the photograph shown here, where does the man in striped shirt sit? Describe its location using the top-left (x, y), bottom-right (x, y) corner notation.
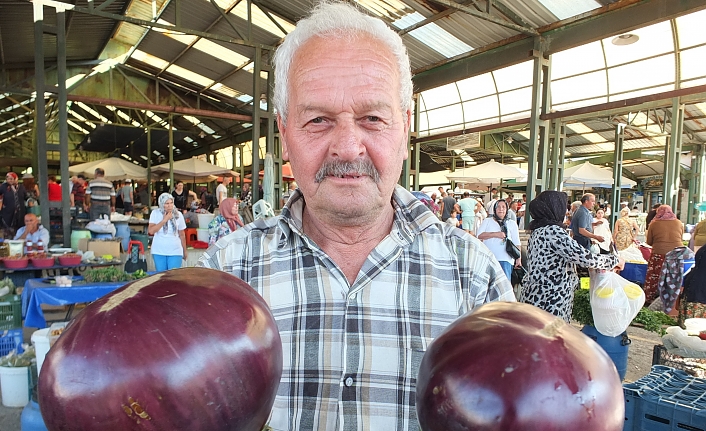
top-left (84, 168), bottom-right (115, 221)
top-left (198, 2), bottom-right (515, 430)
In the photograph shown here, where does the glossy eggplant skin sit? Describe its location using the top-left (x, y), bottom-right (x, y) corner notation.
top-left (39, 267), bottom-right (283, 431)
top-left (416, 302), bottom-right (624, 431)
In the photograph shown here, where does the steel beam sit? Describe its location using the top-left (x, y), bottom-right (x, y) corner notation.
top-left (663, 99), bottom-right (684, 210)
top-left (547, 118), bottom-right (565, 190)
top-left (610, 124), bottom-right (625, 229)
top-left (251, 46), bottom-right (261, 203)
top-left (33, 0), bottom-right (50, 231)
top-left (428, 0), bottom-right (538, 36)
top-left (57, 10), bottom-right (71, 247)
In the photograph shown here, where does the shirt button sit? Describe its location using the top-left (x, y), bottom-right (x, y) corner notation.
top-left (344, 377), bottom-right (354, 387)
top-left (349, 293), bottom-right (356, 300)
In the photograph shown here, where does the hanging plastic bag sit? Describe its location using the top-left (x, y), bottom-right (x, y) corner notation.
top-left (589, 269), bottom-right (645, 337)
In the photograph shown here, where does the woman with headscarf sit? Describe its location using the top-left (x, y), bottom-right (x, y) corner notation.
top-left (207, 198), bottom-right (244, 246)
top-left (521, 191), bottom-right (621, 322)
top-left (148, 193), bottom-right (187, 271)
top-left (612, 207), bottom-right (639, 251)
top-left (0, 172), bottom-right (27, 237)
top-left (679, 246), bottom-right (706, 326)
top-left (477, 200), bottom-right (521, 280)
top-left (644, 204), bottom-right (684, 302)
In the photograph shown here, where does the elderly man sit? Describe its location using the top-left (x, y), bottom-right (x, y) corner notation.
top-left (571, 193), bottom-right (604, 250)
top-left (14, 213), bottom-right (50, 246)
top-left (198, 2), bottom-right (514, 430)
top-left (84, 168), bottom-right (115, 221)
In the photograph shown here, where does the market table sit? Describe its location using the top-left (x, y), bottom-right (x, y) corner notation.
top-left (1, 259), bottom-right (123, 289)
top-left (22, 277), bottom-right (128, 328)
top-left (619, 259), bottom-right (695, 285)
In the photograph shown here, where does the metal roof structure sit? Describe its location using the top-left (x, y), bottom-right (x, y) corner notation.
top-left (0, 0), bottom-right (705, 185)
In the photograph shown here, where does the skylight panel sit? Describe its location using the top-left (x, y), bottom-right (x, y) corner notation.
top-left (566, 122), bottom-right (604, 144)
top-left (67, 119), bottom-right (91, 135)
top-left (676, 9), bottom-right (706, 49)
top-left (0, 129), bottom-right (31, 144)
top-left (154, 19), bottom-right (198, 45)
top-left (76, 102), bottom-right (110, 123)
top-left (69, 111), bottom-right (97, 129)
top-left (197, 124), bottom-right (216, 135)
top-left (392, 12), bottom-right (472, 58)
top-left (165, 64), bottom-right (215, 87)
top-left (182, 115), bottom-right (201, 126)
top-left (211, 82), bottom-right (244, 99)
top-left (232, 2), bottom-right (289, 38)
top-left (357, 0), bottom-right (408, 20)
top-left (193, 39), bottom-right (249, 67)
top-left (0, 111), bottom-right (31, 128)
top-left (131, 49), bottom-right (170, 70)
top-left (536, 0), bottom-right (601, 20)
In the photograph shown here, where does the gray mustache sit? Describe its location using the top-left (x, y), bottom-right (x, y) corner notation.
top-left (314, 159), bottom-right (380, 183)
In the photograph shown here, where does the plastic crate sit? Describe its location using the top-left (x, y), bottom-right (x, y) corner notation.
top-left (623, 365), bottom-right (706, 431)
top-left (0, 294), bottom-right (21, 331)
top-left (652, 345), bottom-right (706, 379)
top-left (0, 328), bottom-right (23, 357)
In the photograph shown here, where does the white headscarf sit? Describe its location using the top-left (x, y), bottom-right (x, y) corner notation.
top-left (158, 193), bottom-right (180, 235)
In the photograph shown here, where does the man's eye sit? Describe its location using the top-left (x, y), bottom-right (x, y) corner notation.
top-left (367, 116), bottom-right (380, 122)
top-left (310, 117), bottom-right (323, 124)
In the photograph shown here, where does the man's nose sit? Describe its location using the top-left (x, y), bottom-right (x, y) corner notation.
top-left (329, 120), bottom-right (365, 160)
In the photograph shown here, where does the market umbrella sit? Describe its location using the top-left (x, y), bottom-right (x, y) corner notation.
top-left (249, 162), bottom-right (296, 181)
top-left (152, 157), bottom-right (239, 182)
top-left (262, 153), bottom-right (275, 208)
top-left (445, 160), bottom-right (527, 189)
top-left (69, 157), bottom-right (147, 181)
top-left (563, 161), bottom-right (636, 190)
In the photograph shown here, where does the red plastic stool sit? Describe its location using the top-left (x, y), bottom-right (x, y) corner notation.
top-left (185, 228), bottom-right (198, 247)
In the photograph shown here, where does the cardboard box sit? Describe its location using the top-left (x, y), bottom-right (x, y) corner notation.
top-left (77, 238), bottom-right (122, 257)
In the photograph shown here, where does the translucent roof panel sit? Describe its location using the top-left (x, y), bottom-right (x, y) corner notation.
top-left (607, 54), bottom-right (675, 95)
top-left (462, 96), bottom-right (499, 124)
top-left (676, 9), bottom-right (706, 49)
top-left (551, 71), bottom-right (607, 105)
top-left (537, 0), bottom-right (601, 20)
top-left (551, 41), bottom-right (604, 79)
top-left (680, 45), bottom-right (706, 81)
top-left (231, 2), bottom-right (294, 38)
top-left (498, 87), bottom-right (532, 118)
top-left (602, 21), bottom-right (674, 67)
top-left (493, 61), bottom-right (533, 93)
top-left (425, 104), bottom-right (465, 133)
top-left (391, 12), bottom-right (473, 58)
top-left (419, 83), bottom-right (460, 110)
top-left (456, 73), bottom-right (496, 100)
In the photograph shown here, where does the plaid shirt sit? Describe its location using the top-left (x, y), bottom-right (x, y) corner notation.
top-left (197, 186), bottom-right (515, 431)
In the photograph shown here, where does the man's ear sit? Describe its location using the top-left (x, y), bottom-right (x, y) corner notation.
top-left (278, 114), bottom-right (289, 161)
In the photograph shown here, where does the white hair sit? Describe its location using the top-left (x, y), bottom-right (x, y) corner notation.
top-left (273, 0), bottom-right (413, 125)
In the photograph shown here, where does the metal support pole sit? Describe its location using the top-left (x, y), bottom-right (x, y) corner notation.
top-left (610, 124), bottom-right (625, 229)
top-left (525, 39), bottom-right (549, 227)
top-left (251, 46), bottom-right (261, 203)
top-left (57, 10), bottom-right (71, 247)
top-left (548, 118), bottom-right (565, 190)
top-left (693, 145), bottom-right (706, 222)
top-left (412, 93), bottom-right (421, 191)
top-left (266, 65), bottom-right (280, 208)
top-left (168, 115), bottom-right (174, 188)
top-left (33, 1), bottom-right (50, 231)
top-left (664, 99), bottom-right (684, 210)
top-left (146, 129), bottom-right (152, 202)
top-left (537, 54), bottom-right (552, 192)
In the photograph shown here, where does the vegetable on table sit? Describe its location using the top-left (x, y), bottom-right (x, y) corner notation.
top-left (38, 267), bottom-right (283, 431)
top-left (416, 301), bottom-right (624, 431)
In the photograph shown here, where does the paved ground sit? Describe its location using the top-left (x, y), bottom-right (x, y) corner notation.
top-left (0, 315), bottom-right (664, 431)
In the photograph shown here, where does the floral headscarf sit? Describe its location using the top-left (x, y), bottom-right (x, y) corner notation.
top-left (653, 204), bottom-right (677, 221)
top-left (158, 192), bottom-right (180, 235)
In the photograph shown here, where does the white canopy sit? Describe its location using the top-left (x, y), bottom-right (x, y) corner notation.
top-left (446, 160), bottom-right (527, 189)
top-left (69, 157), bottom-right (147, 181)
top-left (152, 157), bottom-right (239, 182)
top-left (563, 162), bottom-right (636, 189)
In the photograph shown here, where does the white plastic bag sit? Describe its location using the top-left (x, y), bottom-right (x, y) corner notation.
top-left (589, 269), bottom-right (645, 337)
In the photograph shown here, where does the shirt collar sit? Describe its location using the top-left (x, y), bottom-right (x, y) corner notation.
top-left (276, 185), bottom-right (442, 248)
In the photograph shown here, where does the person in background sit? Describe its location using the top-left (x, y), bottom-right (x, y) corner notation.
top-left (457, 191), bottom-right (479, 234)
top-left (521, 190), bottom-right (622, 322)
top-left (645, 203), bottom-right (662, 230)
top-left (613, 207), bottom-right (639, 251)
top-left (507, 200), bottom-right (518, 223)
top-left (172, 181), bottom-right (198, 214)
top-left (604, 203), bottom-right (612, 217)
top-left (0, 172), bottom-right (27, 236)
top-left (207, 197), bottom-right (244, 246)
top-left (570, 193), bottom-right (603, 250)
top-left (679, 246), bottom-right (706, 326)
top-left (22, 173), bottom-right (40, 215)
top-left (593, 208), bottom-right (613, 254)
top-left (445, 207), bottom-right (460, 227)
top-left (281, 181), bottom-right (297, 208)
top-left (70, 175), bottom-right (86, 209)
top-left (477, 200), bottom-right (521, 280)
top-left (148, 193), bottom-right (187, 271)
top-left (197, 2), bottom-right (514, 428)
top-left (239, 182), bottom-right (253, 223)
top-left (14, 213), bottom-right (49, 247)
top-left (84, 168), bottom-right (115, 221)
top-left (120, 179), bottom-right (134, 216)
top-left (644, 204), bottom-right (684, 302)
top-left (692, 216), bottom-right (706, 252)
top-left (114, 180), bottom-right (124, 211)
top-left (136, 183), bottom-right (151, 207)
top-left (215, 177), bottom-right (231, 207)
top-left (200, 187), bottom-right (215, 213)
top-left (439, 188), bottom-right (456, 221)
top-left (47, 175), bottom-right (62, 208)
